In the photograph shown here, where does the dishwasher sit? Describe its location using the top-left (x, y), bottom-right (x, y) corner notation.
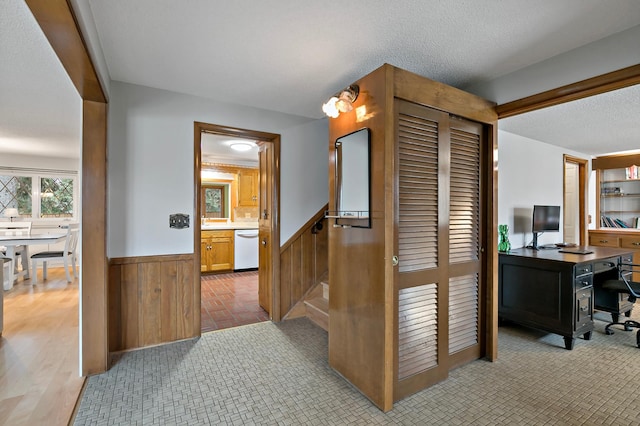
top-left (234, 229), bottom-right (259, 270)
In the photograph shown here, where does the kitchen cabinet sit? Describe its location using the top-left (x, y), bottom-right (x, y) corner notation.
top-left (238, 169), bottom-right (258, 207)
top-left (201, 230), bottom-right (234, 272)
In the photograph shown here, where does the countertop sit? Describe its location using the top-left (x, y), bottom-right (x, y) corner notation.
top-left (201, 222), bottom-right (258, 231)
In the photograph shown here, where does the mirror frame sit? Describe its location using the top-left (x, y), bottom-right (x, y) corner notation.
top-left (334, 127), bottom-right (371, 229)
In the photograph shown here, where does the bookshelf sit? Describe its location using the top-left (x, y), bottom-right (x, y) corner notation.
top-left (598, 166), bottom-right (640, 229)
top-left (591, 154), bottom-right (640, 282)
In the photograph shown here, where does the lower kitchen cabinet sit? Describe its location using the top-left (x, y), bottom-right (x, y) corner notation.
top-left (201, 230), bottom-right (234, 272)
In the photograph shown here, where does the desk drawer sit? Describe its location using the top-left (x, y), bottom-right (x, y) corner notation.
top-left (575, 264), bottom-right (592, 276)
top-left (575, 274), bottom-right (593, 290)
top-left (620, 236), bottom-right (640, 250)
top-left (589, 235), bottom-right (619, 247)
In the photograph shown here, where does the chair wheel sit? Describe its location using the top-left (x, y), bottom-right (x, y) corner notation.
top-left (625, 324), bottom-right (633, 331)
top-left (637, 330), bottom-right (640, 348)
top-left (606, 329), bottom-right (615, 336)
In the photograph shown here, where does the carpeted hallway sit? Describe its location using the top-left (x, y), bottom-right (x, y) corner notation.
top-left (73, 307), bottom-right (640, 425)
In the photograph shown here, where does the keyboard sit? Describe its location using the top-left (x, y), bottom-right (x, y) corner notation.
top-left (558, 248), bottom-right (593, 255)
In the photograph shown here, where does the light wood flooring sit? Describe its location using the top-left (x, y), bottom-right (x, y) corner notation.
top-left (0, 267), bottom-right (83, 426)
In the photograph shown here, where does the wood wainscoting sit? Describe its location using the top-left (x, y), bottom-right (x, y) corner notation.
top-left (108, 254), bottom-right (198, 352)
top-left (279, 205), bottom-right (329, 317)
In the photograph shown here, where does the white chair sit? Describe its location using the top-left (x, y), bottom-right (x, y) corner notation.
top-left (0, 221), bottom-right (32, 276)
top-left (31, 223), bottom-right (79, 283)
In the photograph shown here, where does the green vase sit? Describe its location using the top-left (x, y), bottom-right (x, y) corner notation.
top-left (498, 224), bottom-right (511, 253)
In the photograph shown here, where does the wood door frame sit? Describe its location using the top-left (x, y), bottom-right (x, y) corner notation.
top-left (194, 122), bottom-right (282, 326)
top-left (25, 0), bottom-right (108, 375)
top-left (563, 155), bottom-right (588, 245)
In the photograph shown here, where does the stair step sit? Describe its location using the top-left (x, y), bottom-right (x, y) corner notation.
top-left (322, 281), bottom-right (329, 300)
top-left (304, 296), bottom-right (328, 331)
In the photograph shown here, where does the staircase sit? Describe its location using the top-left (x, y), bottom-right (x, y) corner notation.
top-left (286, 272), bottom-right (329, 331)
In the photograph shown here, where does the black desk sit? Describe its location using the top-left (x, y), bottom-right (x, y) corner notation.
top-left (498, 246), bottom-right (633, 350)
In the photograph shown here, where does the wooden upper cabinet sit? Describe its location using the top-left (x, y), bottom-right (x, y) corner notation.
top-left (238, 169), bottom-right (259, 207)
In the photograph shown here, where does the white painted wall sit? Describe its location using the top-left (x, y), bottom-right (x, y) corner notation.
top-left (108, 82), bottom-right (328, 257)
top-left (279, 119), bottom-right (329, 242)
top-left (466, 25), bottom-right (640, 104)
top-left (497, 129), bottom-right (592, 249)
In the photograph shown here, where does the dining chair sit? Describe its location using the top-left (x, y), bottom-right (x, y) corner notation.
top-left (30, 223), bottom-right (79, 283)
top-left (0, 221), bottom-right (32, 275)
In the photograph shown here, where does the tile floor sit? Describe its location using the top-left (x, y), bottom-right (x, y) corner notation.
top-left (75, 307), bottom-right (640, 425)
top-left (200, 270), bottom-right (269, 333)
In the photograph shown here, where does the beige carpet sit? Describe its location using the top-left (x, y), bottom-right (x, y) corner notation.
top-left (74, 305), bottom-right (640, 425)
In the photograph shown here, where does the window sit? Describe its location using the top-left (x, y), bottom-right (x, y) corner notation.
top-left (0, 171), bottom-right (77, 220)
top-left (201, 185), bottom-right (227, 218)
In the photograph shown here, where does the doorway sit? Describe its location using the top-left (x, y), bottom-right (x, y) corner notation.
top-left (563, 155), bottom-right (588, 245)
top-left (194, 122), bottom-right (282, 334)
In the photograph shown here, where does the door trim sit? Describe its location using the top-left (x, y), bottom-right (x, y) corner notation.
top-left (563, 155), bottom-right (588, 246)
top-left (193, 122), bottom-right (282, 325)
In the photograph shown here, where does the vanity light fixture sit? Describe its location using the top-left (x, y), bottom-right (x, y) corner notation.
top-left (322, 84), bottom-right (359, 118)
top-left (230, 142), bottom-right (254, 152)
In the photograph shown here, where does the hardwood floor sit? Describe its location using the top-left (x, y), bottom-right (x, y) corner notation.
top-left (201, 270), bottom-right (269, 333)
top-left (0, 267), bottom-right (83, 426)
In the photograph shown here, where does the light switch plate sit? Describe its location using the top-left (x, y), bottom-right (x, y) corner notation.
top-left (169, 213), bottom-right (189, 229)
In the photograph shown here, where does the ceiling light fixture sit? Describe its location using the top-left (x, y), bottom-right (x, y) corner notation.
top-left (322, 84), bottom-right (359, 118)
top-left (230, 142), bottom-right (254, 152)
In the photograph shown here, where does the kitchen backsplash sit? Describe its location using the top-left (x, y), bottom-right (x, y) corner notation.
top-left (235, 206), bottom-right (259, 220)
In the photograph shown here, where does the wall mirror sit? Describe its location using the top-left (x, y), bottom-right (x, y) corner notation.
top-left (335, 127), bottom-right (371, 228)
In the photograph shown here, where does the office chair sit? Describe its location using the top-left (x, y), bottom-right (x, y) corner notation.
top-left (601, 263), bottom-right (640, 348)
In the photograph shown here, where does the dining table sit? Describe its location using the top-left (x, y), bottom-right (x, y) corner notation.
top-left (1, 233), bottom-right (66, 290)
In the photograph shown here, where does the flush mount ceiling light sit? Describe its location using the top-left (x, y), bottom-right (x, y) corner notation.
top-left (322, 84), bottom-right (359, 118)
top-left (230, 142), bottom-right (254, 152)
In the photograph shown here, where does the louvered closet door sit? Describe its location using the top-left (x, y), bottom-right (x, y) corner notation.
top-left (395, 100), bottom-right (484, 398)
top-left (448, 116), bottom-right (483, 369)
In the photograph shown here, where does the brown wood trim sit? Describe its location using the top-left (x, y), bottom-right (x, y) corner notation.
top-left (27, 0), bottom-right (109, 376)
top-left (394, 66), bottom-right (498, 124)
top-left (25, 0), bottom-right (106, 103)
top-left (110, 253), bottom-right (195, 265)
top-left (563, 155), bottom-right (589, 245)
top-left (194, 122), bottom-right (281, 321)
top-left (592, 153), bottom-right (640, 170)
top-left (280, 204), bottom-right (328, 252)
top-left (496, 64), bottom-right (640, 119)
top-left (81, 100), bottom-right (108, 374)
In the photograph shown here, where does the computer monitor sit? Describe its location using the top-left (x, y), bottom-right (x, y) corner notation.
top-left (531, 205), bottom-right (560, 249)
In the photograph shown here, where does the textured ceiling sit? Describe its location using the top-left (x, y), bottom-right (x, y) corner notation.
top-left (499, 84), bottom-right (640, 156)
top-left (0, 0), bottom-right (81, 159)
top-left (87, 0), bottom-right (640, 119)
top-left (2, 0), bottom-right (640, 160)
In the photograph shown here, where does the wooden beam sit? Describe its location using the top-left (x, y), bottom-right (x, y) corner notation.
top-left (497, 64), bottom-right (640, 119)
top-left (81, 100), bottom-right (108, 374)
top-left (25, 0), bottom-right (106, 103)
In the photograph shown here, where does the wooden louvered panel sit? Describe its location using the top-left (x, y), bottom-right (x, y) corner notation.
top-left (398, 283), bottom-right (438, 379)
top-left (449, 274), bottom-right (479, 354)
top-left (398, 112), bottom-right (438, 272)
top-left (449, 126), bottom-right (480, 264)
